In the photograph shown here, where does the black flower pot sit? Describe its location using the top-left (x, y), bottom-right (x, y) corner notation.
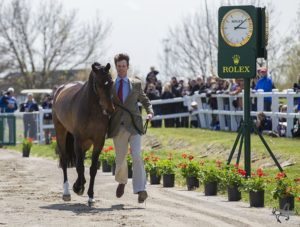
top-left (128, 163), bottom-right (133, 178)
top-left (112, 162), bottom-right (116, 176)
top-left (186, 176), bottom-right (199, 191)
top-left (279, 196), bottom-right (294, 211)
top-left (249, 190), bottom-right (264, 207)
top-left (22, 147), bottom-right (31, 157)
top-left (163, 174), bottom-right (175, 187)
top-left (102, 160), bottom-right (111, 172)
top-left (227, 185), bottom-right (241, 201)
top-left (204, 181), bottom-right (218, 196)
top-left (150, 174), bottom-right (161, 185)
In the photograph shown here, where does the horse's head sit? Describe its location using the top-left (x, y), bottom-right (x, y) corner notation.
top-left (91, 62), bottom-right (115, 115)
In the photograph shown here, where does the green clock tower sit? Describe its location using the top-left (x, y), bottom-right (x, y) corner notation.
top-left (218, 6), bottom-right (282, 177)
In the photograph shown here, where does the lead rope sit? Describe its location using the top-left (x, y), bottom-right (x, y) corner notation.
top-left (143, 119), bottom-right (149, 134)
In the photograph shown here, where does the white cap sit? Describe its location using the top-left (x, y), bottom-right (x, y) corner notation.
top-left (191, 101), bottom-right (197, 107)
top-left (7, 87), bottom-right (14, 92)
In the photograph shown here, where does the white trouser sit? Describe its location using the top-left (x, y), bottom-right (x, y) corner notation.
top-left (113, 126), bottom-right (146, 194)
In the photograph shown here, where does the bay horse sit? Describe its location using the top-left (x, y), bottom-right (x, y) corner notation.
top-left (52, 62), bottom-right (114, 205)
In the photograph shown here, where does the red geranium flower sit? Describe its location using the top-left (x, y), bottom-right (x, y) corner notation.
top-left (238, 168), bottom-right (246, 176)
top-left (181, 153), bottom-right (187, 159)
top-left (275, 172), bottom-right (286, 180)
top-left (294, 178), bottom-right (300, 183)
top-left (216, 160), bottom-right (222, 168)
top-left (188, 155), bottom-right (194, 161)
top-left (256, 168), bottom-right (266, 177)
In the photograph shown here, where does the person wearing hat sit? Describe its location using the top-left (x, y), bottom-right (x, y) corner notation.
top-left (0, 87), bottom-right (18, 143)
top-left (255, 67), bottom-right (275, 111)
top-left (189, 101), bottom-right (200, 128)
top-left (20, 93), bottom-right (39, 140)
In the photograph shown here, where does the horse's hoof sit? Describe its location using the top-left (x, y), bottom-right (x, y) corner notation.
top-left (88, 198), bottom-right (95, 207)
top-left (73, 184), bottom-right (85, 195)
top-left (62, 194), bottom-right (71, 201)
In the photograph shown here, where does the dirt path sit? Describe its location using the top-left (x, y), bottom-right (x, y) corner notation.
top-left (0, 149), bottom-right (299, 227)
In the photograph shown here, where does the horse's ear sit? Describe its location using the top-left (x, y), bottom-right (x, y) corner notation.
top-left (92, 62), bottom-right (101, 72)
top-left (105, 63), bottom-right (111, 72)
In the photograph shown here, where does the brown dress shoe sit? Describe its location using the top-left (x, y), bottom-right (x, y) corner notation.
top-left (138, 191), bottom-right (148, 203)
top-left (116, 184), bottom-right (125, 198)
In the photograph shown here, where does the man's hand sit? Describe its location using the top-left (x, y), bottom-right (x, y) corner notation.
top-left (146, 113), bottom-right (153, 121)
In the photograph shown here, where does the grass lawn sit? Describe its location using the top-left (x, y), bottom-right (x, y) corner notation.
top-left (7, 127), bottom-right (300, 213)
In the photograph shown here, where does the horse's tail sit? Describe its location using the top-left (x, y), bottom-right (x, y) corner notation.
top-left (57, 132), bottom-right (76, 168)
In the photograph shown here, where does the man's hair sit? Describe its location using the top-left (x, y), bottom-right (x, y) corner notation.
top-left (114, 53), bottom-right (130, 66)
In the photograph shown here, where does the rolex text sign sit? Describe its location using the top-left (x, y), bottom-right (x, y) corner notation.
top-left (218, 6), bottom-right (257, 78)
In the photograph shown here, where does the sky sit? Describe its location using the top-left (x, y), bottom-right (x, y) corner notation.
top-left (59, 0), bottom-right (298, 79)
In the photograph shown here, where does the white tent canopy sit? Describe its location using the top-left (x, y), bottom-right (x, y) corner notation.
top-left (20, 89), bottom-right (53, 95)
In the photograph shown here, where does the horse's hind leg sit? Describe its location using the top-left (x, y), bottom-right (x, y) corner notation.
top-left (62, 160), bottom-right (71, 201)
top-left (73, 137), bottom-right (86, 196)
top-left (87, 146), bottom-right (102, 206)
top-left (53, 115), bottom-right (71, 201)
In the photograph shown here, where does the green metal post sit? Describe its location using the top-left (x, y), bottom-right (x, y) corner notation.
top-left (244, 78), bottom-right (251, 177)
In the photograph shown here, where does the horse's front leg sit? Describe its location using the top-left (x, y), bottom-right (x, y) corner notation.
top-left (87, 145), bottom-right (102, 206)
top-left (73, 138), bottom-right (86, 196)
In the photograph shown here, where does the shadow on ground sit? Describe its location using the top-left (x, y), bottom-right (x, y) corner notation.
top-left (40, 203), bottom-right (144, 214)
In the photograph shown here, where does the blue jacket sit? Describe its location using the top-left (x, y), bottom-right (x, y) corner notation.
top-left (255, 76), bottom-right (274, 103)
top-left (0, 95), bottom-right (18, 113)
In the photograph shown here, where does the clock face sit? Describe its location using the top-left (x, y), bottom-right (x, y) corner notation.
top-left (221, 9), bottom-right (253, 47)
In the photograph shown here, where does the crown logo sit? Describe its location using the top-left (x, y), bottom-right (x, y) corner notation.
top-left (232, 55), bottom-right (240, 65)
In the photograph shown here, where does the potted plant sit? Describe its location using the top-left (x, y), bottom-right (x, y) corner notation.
top-left (199, 161), bottom-right (222, 196)
top-left (221, 164), bottom-right (246, 201)
top-left (50, 136), bottom-right (57, 150)
top-left (178, 153), bottom-right (200, 190)
top-left (243, 168), bottom-right (267, 207)
top-left (144, 153), bottom-right (161, 185)
top-left (22, 137), bottom-right (33, 157)
top-left (99, 146), bottom-right (114, 172)
top-left (157, 156), bottom-right (176, 188)
top-left (271, 172), bottom-right (299, 211)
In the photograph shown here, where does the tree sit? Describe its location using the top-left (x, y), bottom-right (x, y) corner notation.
top-left (275, 4), bottom-right (300, 88)
top-left (160, 0), bottom-right (278, 80)
top-left (0, 0), bottom-right (111, 89)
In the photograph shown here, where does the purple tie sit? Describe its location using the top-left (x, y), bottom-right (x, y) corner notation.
top-left (118, 79), bottom-right (123, 103)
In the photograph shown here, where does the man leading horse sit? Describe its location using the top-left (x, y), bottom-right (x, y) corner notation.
top-left (108, 53), bottom-right (154, 203)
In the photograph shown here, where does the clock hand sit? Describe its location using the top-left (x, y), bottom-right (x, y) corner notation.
top-left (235, 27), bottom-right (246, 29)
top-left (234, 18), bottom-right (248, 30)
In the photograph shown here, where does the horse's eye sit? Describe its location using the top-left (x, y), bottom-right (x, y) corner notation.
top-left (104, 81), bottom-right (108, 85)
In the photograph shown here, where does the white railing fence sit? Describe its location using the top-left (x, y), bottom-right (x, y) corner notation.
top-left (1, 89), bottom-right (299, 144)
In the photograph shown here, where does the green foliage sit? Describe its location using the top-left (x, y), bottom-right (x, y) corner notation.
top-left (157, 159), bottom-right (176, 175)
top-left (50, 137), bottom-right (57, 151)
top-left (271, 172), bottom-right (300, 199)
top-left (22, 137), bottom-right (33, 150)
top-left (178, 153), bottom-right (201, 178)
top-left (199, 164), bottom-right (222, 184)
top-left (99, 146), bottom-right (115, 165)
top-left (220, 164), bottom-right (246, 187)
top-left (242, 168), bottom-right (268, 192)
top-left (127, 154), bottom-right (132, 166)
top-left (144, 153), bottom-right (161, 176)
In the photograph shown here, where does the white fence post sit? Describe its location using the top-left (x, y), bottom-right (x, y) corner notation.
top-left (39, 109), bottom-right (44, 144)
top-left (257, 89), bottom-right (264, 112)
top-left (272, 89), bottom-right (279, 131)
top-left (229, 96), bottom-right (238, 131)
top-left (195, 95), bottom-right (207, 128)
top-left (286, 89), bottom-right (296, 137)
top-left (217, 96), bottom-right (226, 130)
